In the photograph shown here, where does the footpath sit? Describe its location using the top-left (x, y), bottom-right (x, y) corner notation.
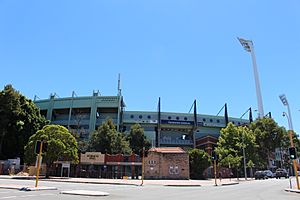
top-left (0, 175), bottom-right (241, 187)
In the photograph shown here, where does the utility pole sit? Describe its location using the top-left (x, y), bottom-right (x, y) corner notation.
top-left (280, 94), bottom-right (300, 190)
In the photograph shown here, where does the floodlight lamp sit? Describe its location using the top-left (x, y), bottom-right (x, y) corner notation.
top-left (238, 37), bottom-right (252, 52)
top-left (279, 94), bottom-right (288, 106)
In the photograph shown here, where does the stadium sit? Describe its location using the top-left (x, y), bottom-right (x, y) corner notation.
top-left (34, 90), bottom-right (250, 153)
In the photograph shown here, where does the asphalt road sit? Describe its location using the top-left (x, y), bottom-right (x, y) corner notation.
top-left (0, 178), bottom-right (299, 200)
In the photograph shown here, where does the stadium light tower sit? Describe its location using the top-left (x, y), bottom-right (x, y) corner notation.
top-left (238, 37), bottom-right (264, 118)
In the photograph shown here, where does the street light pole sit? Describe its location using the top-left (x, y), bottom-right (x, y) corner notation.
top-left (238, 37), bottom-right (264, 119)
top-left (279, 94), bottom-right (300, 190)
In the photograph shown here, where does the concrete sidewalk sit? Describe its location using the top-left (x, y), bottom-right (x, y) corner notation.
top-left (285, 188), bottom-right (300, 194)
top-left (0, 175), bottom-right (243, 187)
top-left (42, 177), bottom-right (243, 187)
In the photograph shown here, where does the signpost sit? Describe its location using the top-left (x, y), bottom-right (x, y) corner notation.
top-left (61, 162), bottom-right (71, 177)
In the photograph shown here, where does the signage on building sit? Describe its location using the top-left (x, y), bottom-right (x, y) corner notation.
top-left (80, 152), bottom-right (105, 164)
top-left (62, 162), bottom-right (70, 168)
top-left (197, 122), bottom-right (204, 126)
top-left (161, 120), bottom-right (194, 125)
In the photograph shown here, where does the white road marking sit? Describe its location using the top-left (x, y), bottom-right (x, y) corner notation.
top-left (19, 195), bottom-right (36, 197)
top-left (0, 196), bottom-right (17, 199)
top-left (40, 193), bottom-right (56, 196)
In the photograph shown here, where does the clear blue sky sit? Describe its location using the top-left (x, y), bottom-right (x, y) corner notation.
top-left (1, 1), bottom-right (300, 133)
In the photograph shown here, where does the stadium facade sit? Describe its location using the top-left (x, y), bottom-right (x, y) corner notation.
top-left (34, 91), bottom-right (250, 152)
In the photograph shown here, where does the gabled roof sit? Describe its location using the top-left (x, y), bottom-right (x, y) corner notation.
top-left (149, 147), bottom-right (186, 154)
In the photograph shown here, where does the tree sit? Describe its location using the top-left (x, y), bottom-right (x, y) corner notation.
top-left (215, 123), bottom-right (257, 176)
top-left (88, 119), bottom-right (131, 154)
top-left (24, 125), bottom-right (79, 177)
top-left (0, 84), bottom-right (47, 160)
top-left (249, 118), bottom-right (289, 168)
top-left (127, 123), bottom-right (151, 154)
top-left (189, 148), bottom-right (210, 179)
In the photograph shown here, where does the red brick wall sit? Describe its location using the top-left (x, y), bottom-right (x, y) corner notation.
top-left (105, 154), bottom-right (124, 162)
top-left (145, 152), bottom-right (189, 179)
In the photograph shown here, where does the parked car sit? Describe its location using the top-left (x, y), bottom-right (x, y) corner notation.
top-left (264, 170), bottom-right (275, 178)
top-left (275, 169), bottom-right (289, 179)
top-left (254, 171), bottom-right (267, 180)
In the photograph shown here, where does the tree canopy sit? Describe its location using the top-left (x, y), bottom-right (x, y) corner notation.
top-left (215, 122), bottom-right (257, 171)
top-left (249, 117), bottom-right (289, 168)
top-left (189, 148), bottom-right (210, 179)
top-left (0, 84), bottom-right (47, 160)
top-left (127, 123), bottom-right (151, 154)
top-left (88, 119), bottom-right (131, 154)
top-left (24, 125), bottom-right (79, 168)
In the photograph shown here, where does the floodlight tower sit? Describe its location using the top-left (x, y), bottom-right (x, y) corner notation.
top-left (238, 38), bottom-right (264, 119)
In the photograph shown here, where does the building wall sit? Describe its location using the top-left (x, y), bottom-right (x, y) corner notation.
top-left (34, 94), bottom-right (250, 148)
top-left (145, 152), bottom-right (189, 179)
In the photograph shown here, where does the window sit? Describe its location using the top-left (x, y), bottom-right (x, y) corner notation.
top-left (130, 115), bottom-right (134, 119)
top-left (147, 115), bottom-right (151, 119)
top-left (169, 165), bottom-right (179, 174)
top-left (148, 160), bottom-right (157, 165)
top-left (174, 166), bottom-right (179, 174)
top-left (217, 119), bottom-right (220, 123)
top-left (169, 166), bottom-right (174, 174)
top-left (139, 115), bottom-right (143, 119)
top-left (210, 119), bottom-right (213, 123)
top-left (168, 116), bottom-right (172, 120)
top-left (203, 118), bottom-right (206, 122)
top-left (184, 117), bottom-right (187, 121)
top-left (176, 116), bottom-right (179, 120)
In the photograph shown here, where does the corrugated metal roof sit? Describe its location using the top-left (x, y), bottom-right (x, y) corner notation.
top-left (149, 147), bottom-right (186, 154)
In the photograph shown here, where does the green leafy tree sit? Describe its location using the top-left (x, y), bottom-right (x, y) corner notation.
top-left (247, 160), bottom-right (255, 177)
top-left (189, 148), bottom-right (210, 179)
top-left (89, 119), bottom-right (131, 154)
top-left (215, 123), bottom-right (257, 176)
top-left (24, 125), bottom-right (79, 177)
top-left (70, 129), bottom-right (89, 153)
top-left (127, 123), bottom-right (151, 154)
top-left (0, 84), bottom-right (47, 160)
top-left (249, 118), bottom-right (289, 168)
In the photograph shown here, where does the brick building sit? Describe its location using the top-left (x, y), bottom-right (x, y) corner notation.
top-left (145, 147), bottom-right (189, 180)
